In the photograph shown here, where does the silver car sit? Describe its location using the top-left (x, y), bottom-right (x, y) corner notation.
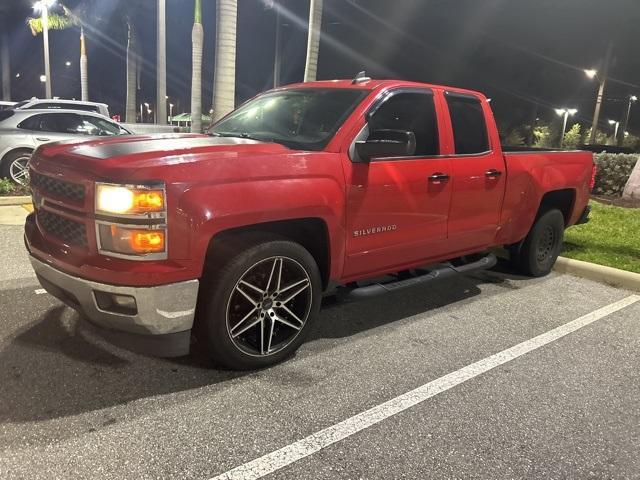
top-left (0, 109), bottom-right (131, 185)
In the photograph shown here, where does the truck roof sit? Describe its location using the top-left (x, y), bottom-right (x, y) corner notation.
top-left (279, 79), bottom-right (486, 99)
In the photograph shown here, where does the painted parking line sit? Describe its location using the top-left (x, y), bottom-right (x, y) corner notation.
top-left (209, 295), bottom-right (640, 480)
top-left (34, 289), bottom-right (47, 295)
top-left (22, 204), bottom-right (34, 213)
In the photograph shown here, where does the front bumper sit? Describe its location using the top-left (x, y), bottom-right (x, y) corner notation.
top-left (30, 255), bottom-right (199, 357)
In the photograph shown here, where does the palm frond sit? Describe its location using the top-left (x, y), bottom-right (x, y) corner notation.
top-left (27, 13), bottom-right (77, 35)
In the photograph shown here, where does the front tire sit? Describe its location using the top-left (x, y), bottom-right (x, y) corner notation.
top-left (510, 209), bottom-right (565, 277)
top-left (198, 236), bottom-right (322, 370)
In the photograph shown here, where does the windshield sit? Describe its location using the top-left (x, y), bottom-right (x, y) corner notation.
top-left (209, 88), bottom-right (367, 151)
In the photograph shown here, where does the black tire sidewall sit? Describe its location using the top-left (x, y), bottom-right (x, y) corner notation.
top-left (201, 239), bottom-right (322, 370)
top-left (519, 209), bottom-right (565, 277)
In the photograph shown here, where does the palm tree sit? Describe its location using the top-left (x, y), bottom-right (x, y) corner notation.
top-left (1, 30), bottom-right (10, 101)
top-left (190, 0), bottom-right (204, 133)
top-left (303, 0), bottom-right (323, 82)
top-left (28, 4), bottom-right (76, 98)
top-left (79, 27), bottom-right (88, 101)
top-left (156, 0), bottom-right (167, 124)
top-left (125, 19), bottom-right (138, 123)
top-left (212, 0), bottom-right (237, 122)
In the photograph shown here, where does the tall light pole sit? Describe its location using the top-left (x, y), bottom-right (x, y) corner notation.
top-left (156, 0), bottom-right (167, 125)
top-left (586, 42), bottom-right (614, 144)
top-left (169, 103), bottom-right (174, 123)
top-left (555, 108), bottom-right (578, 148)
top-left (619, 95), bottom-right (637, 146)
top-left (608, 120), bottom-right (620, 145)
top-left (33, 0), bottom-right (55, 99)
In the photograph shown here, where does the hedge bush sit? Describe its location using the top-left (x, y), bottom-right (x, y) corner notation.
top-left (593, 153), bottom-right (639, 197)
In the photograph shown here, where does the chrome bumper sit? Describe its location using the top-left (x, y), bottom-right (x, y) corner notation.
top-left (30, 256), bottom-right (199, 356)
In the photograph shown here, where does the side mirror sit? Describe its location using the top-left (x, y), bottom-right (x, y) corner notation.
top-left (355, 129), bottom-right (416, 161)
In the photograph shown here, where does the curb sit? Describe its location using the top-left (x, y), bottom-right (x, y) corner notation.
top-left (0, 196), bottom-right (31, 206)
top-left (554, 256), bottom-right (640, 292)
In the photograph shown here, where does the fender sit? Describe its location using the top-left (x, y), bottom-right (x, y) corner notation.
top-left (179, 174), bottom-right (347, 280)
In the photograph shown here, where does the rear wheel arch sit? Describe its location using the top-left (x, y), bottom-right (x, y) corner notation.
top-left (536, 189), bottom-right (576, 226)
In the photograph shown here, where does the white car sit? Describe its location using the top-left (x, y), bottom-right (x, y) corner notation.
top-left (12, 98), bottom-right (110, 118)
top-left (0, 108), bottom-right (130, 185)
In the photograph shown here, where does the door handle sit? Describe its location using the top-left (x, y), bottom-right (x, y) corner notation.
top-left (36, 137), bottom-right (51, 142)
top-left (485, 169), bottom-right (502, 178)
top-left (428, 172), bottom-right (450, 183)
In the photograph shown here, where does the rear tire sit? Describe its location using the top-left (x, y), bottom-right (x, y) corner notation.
top-left (510, 209), bottom-right (565, 277)
top-left (197, 235), bottom-right (322, 370)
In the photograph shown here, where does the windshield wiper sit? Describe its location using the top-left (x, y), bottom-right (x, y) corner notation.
top-left (209, 131), bottom-right (274, 143)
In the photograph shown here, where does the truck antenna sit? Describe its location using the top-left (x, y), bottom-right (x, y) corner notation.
top-left (351, 71), bottom-right (371, 84)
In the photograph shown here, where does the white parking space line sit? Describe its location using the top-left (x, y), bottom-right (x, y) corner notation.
top-left (209, 295), bottom-right (640, 480)
top-left (34, 289), bottom-right (47, 295)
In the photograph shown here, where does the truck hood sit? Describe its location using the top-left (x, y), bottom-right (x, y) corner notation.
top-left (32, 134), bottom-right (294, 177)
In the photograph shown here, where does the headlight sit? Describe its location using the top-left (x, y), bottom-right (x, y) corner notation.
top-left (97, 224), bottom-right (166, 256)
top-left (96, 183), bottom-right (165, 215)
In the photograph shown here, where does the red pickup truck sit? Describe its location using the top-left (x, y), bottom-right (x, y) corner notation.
top-left (25, 77), bottom-right (594, 369)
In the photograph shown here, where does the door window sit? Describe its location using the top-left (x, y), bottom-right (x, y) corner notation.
top-left (445, 94), bottom-right (489, 154)
top-left (33, 113), bottom-right (85, 134)
top-left (368, 92), bottom-right (439, 156)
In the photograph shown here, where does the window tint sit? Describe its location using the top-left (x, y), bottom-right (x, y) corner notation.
top-left (19, 113), bottom-right (84, 134)
top-left (80, 115), bottom-right (123, 136)
top-left (446, 94), bottom-right (489, 154)
top-left (17, 114), bottom-right (46, 131)
top-left (368, 92), bottom-right (439, 156)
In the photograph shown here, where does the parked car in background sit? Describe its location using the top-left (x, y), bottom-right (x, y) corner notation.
top-left (0, 109), bottom-right (130, 185)
top-left (12, 98), bottom-right (110, 118)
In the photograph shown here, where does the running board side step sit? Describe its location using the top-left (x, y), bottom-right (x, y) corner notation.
top-left (336, 253), bottom-right (497, 302)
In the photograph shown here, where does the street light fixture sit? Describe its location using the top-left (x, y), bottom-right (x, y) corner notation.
top-left (15, 73), bottom-right (20, 78)
top-left (33, 0), bottom-right (56, 99)
top-left (619, 94), bottom-right (638, 146)
top-left (555, 108), bottom-right (578, 148)
top-left (585, 43), bottom-right (614, 144)
top-left (608, 119), bottom-right (620, 144)
top-left (39, 75), bottom-right (46, 83)
top-left (65, 60), bottom-right (71, 67)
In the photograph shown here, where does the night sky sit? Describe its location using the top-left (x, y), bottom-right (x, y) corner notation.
top-left (2, 0), bottom-right (639, 135)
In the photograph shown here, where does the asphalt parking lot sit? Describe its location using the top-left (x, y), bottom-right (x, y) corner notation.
top-left (0, 223), bottom-right (639, 479)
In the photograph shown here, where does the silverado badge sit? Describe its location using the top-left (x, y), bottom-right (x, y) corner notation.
top-left (353, 224), bottom-right (397, 237)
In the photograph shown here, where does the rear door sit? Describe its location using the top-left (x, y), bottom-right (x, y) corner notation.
top-left (343, 88), bottom-right (453, 278)
top-left (443, 92), bottom-right (506, 250)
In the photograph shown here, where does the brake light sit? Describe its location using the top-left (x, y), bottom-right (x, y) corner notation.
top-left (589, 163), bottom-right (597, 191)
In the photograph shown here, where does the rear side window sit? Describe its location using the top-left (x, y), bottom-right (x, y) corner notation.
top-left (446, 94), bottom-right (489, 154)
top-left (17, 114), bottom-right (45, 131)
top-left (368, 91), bottom-right (439, 156)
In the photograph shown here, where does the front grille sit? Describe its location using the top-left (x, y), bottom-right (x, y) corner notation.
top-left (38, 210), bottom-right (87, 247)
top-left (31, 172), bottom-right (85, 203)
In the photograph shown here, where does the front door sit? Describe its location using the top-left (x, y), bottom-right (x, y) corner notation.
top-left (343, 89), bottom-right (453, 279)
